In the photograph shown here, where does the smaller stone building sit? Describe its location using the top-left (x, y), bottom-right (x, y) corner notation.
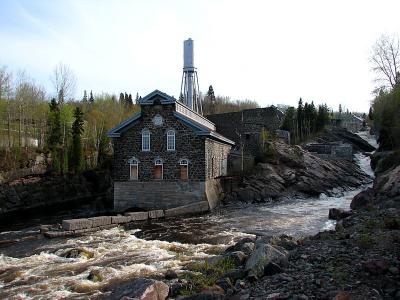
top-left (108, 90), bottom-right (234, 212)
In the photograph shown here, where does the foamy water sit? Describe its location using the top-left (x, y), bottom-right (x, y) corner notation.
top-left (0, 135), bottom-right (376, 299)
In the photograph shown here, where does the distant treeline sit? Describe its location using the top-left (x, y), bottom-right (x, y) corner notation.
top-left (0, 66), bottom-right (261, 173)
top-left (280, 98), bottom-right (331, 143)
top-left (202, 85), bottom-right (259, 115)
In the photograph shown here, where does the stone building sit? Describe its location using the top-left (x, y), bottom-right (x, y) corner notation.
top-left (206, 107), bottom-right (284, 171)
top-left (108, 90), bottom-right (234, 212)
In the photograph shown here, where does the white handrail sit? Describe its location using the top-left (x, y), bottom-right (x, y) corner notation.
top-left (175, 101), bottom-right (215, 131)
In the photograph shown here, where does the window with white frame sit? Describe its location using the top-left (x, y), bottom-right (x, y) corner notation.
top-left (167, 130), bottom-right (175, 151)
top-left (129, 159), bottom-right (139, 180)
top-left (180, 159), bottom-right (188, 180)
top-left (142, 130), bottom-right (150, 151)
top-left (154, 159), bottom-right (163, 180)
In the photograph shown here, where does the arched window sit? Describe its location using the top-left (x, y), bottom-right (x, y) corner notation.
top-left (167, 130), bottom-right (175, 151)
top-left (180, 159), bottom-right (189, 180)
top-left (128, 157), bottom-right (139, 180)
top-left (142, 130), bottom-right (150, 151)
top-left (154, 158), bottom-right (163, 180)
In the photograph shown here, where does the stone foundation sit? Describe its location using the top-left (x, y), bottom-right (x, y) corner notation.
top-left (113, 179), bottom-right (224, 212)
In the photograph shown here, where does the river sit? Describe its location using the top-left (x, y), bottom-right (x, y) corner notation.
top-left (0, 134), bottom-right (376, 299)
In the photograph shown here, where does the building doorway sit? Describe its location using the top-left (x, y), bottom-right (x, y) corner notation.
top-left (154, 159), bottom-right (163, 180)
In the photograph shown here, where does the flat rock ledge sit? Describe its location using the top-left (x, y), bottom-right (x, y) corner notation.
top-left (41, 201), bottom-right (209, 238)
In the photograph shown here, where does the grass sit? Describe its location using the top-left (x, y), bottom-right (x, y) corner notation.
top-left (180, 257), bottom-right (237, 295)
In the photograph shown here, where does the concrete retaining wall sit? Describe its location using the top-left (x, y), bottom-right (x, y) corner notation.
top-left (114, 179), bottom-right (223, 212)
top-left (45, 201), bottom-right (210, 238)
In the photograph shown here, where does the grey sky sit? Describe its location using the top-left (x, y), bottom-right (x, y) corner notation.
top-left (1, 0), bottom-right (399, 112)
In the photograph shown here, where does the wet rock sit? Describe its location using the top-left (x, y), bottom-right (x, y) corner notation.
top-left (361, 260), bottom-right (390, 275)
top-left (60, 248), bottom-right (94, 259)
top-left (179, 293), bottom-right (224, 300)
top-left (245, 243), bottom-right (288, 278)
top-left (328, 208), bottom-right (351, 220)
top-left (225, 251), bottom-right (247, 266)
top-left (263, 262), bottom-right (282, 276)
top-left (107, 278), bottom-right (169, 300)
top-left (350, 188), bottom-right (374, 209)
top-left (215, 277), bottom-right (233, 292)
top-left (164, 269), bottom-right (178, 280)
top-left (224, 269), bottom-right (247, 282)
top-left (87, 269), bottom-right (103, 282)
top-left (225, 237), bottom-right (255, 255)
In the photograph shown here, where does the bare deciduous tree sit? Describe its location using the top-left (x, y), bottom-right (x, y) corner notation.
top-left (50, 63), bottom-right (77, 103)
top-left (371, 34), bottom-right (400, 90)
top-left (0, 65), bottom-right (13, 100)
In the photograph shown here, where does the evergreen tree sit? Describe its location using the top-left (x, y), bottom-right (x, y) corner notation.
top-left (119, 92), bottom-right (125, 104)
top-left (47, 98), bottom-right (62, 172)
top-left (128, 94), bottom-right (133, 106)
top-left (296, 98), bottom-right (304, 140)
top-left (47, 98), bottom-right (62, 151)
top-left (89, 90), bottom-right (94, 103)
top-left (135, 92), bottom-right (140, 104)
top-left (281, 107), bottom-right (295, 137)
top-left (71, 107), bottom-right (84, 173)
top-left (82, 90), bottom-right (88, 102)
top-left (316, 104), bottom-right (330, 132)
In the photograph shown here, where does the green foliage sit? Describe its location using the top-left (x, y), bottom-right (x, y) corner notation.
top-left (372, 84), bottom-right (400, 150)
top-left (202, 90), bottom-right (259, 115)
top-left (70, 107), bottom-right (84, 173)
top-left (281, 100), bottom-right (330, 144)
top-left (47, 98), bottom-right (62, 151)
top-left (182, 257), bottom-right (236, 295)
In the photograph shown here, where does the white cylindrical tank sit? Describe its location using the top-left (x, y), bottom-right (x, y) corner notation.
top-left (184, 38), bottom-right (194, 69)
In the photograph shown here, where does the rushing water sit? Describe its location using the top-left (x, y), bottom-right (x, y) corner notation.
top-left (0, 134), bottom-right (376, 299)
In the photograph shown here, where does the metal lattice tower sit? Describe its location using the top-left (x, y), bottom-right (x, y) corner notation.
top-left (180, 38), bottom-right (202, 115)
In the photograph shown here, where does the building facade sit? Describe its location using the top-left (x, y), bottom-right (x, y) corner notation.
top-left (108, 90), bottom-right (234, 212)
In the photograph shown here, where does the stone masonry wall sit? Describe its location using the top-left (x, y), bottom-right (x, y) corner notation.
top-left (205, 139), bottom-right (231, 179)
top-left (114, 181), bottom-right (206, 211)
top-left (206, 107), bottom-right (283, 155)
top-left (113, 103), bottom-right (206, 182)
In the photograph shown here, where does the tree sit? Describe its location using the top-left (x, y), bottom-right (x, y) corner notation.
top-left (50, 63), bottom-right (77, 103)
top-left (371, 34), bottom-right (400, 90)
top-left (71, 107), bottom-right (84, 173)
top-left (135, 92), bottom-right (140, 104)
top-left (281, 106), bottom-right (295, 137)
top-left (338, 104), bottom-right (343, 117)
top-left (89, 90), bottom-right (94, 103)
top-left (296, 98), bottom-right (304, 140)
top-left (82, 90), bottom-right (88, 102)
top-left (127, 94), bottom-right (133, 106)
top-left (119, 92), bottom-right (125, 104)
top-left (0, 65), bottom-right (12, 101)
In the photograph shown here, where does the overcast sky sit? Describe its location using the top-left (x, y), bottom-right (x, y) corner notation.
top-left (1, 0), bottom-right (400, 112)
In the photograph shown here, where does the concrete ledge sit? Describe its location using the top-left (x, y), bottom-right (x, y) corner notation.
top-left (165, 201), bottom-right (209, 218)
top-left (148, 210), bottom-right (164, 219)
top-left (112, 215), bottom-right (131, 224)
top-left (125, 211), bottom-right (149, 221)
top-left (88, 216), bottom-right (112, 227)
top-left (62, 219), bottom-right (92, 231)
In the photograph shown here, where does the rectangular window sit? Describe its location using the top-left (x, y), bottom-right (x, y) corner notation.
top-left (167, 131), bottom-right (175, 151)
top-left (130, 164), bottom-right (138, 180)
top-left (142, 132), bottom-right (150, 151)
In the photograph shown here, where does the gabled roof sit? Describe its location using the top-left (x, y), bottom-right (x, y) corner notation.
top-left (108, 89), bottom-right (235, 146)
top-left (107, 112), bottom-right (142, 138)
top-left (138, 89), bottom-right (176, 105)
top-left (174, 111), bottom-right (235, 146)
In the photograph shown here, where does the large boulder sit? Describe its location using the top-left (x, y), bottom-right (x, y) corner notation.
top-left (106, 278), bottom-right (169, 300)
top-left (245, 243), bottom-right (288, 278)
top-left (328, 208), bottom-right (352, 220)
top-left (350, 188), bottom-right (374, 210)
